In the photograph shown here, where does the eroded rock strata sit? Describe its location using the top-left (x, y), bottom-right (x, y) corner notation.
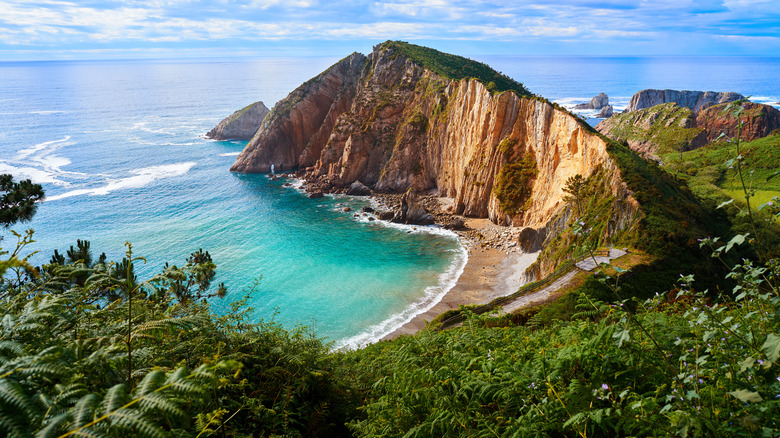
top-left (230, 42), bottom-right (643, 276)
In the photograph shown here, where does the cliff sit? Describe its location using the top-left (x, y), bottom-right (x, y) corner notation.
top-left (230, 53), bottom-right (367, 173)
top-left (206, 101), bottom-right (269, 140)
top-left (229, 42), bottom-right (722, 278)
top-left (625, 89), bottom-right (744, 114)
top-left (697, 101), bottom-right (780, 143)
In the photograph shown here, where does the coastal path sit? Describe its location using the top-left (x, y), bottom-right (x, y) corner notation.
top-left (438, 248), bottom-right (626, 329)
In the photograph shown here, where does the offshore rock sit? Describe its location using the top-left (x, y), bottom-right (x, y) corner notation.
top-left (624, 89), bottom-right (744, 114)
top-left (697, 102), bottom-right (780, 143)
top-left (596, 105), bottom-right (614, 118)
top-left (206, 101), bottom-right (269, 140)
top-left (574, 93), bottom-right (609, 110)
top-left (230, 52), bottom-right (367, 173)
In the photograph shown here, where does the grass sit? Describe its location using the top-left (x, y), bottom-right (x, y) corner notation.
top-left (379, 41), bottom-right (532, 97)
top-left (662, 132), bottom-right (780, 209)
top-left (598, 103), bottom-right (703, 154)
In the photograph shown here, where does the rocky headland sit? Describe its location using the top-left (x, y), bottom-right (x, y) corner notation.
top-left (223, 41), bottom-right (645, 282)
top-left (215, 42), bottom-right (724, 323)
top-left (597, 100), bottom-right (780, 158)
top-left (623, 89), bottom-right (744, 114)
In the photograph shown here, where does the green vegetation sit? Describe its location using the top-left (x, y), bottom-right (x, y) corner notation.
top-left (379, 41), bottom-right (532, 97)
top-left (600, 103), bottom-right (704, 155)
top-left (0, 175), bottom-right (44, 228)
top-left (494, 155), bottom-right (537, 217)
top-left (493, 138), bottom-right (537, 217)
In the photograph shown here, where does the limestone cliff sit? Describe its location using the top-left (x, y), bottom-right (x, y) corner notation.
top-left (206, 101), bottom-right (269, 140)
top-left (624, 89), bottom-right (744, 114)
top-left (229, 42), bottom-right (648, 278)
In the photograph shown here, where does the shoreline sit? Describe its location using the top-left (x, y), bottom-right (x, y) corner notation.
top-left (382, 217), bottom-right (539, 341)
top-left (279, 175), bottom-right (537, 345)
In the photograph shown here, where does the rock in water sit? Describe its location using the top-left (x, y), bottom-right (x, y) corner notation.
top-left (574, 93), bottom-right (609, 110)
top-left (391, 190), bottom-right (435, 225)
top-left (230, 53), bottom-right (367, 173)
top-left (624, 89), bottom-right (744, 114)
top-left (346, 180), bottom-right (372, 196)
top-left (596, 105), bottom-right (614, 118)
top-left (206, 101), bottom-right (270, 140)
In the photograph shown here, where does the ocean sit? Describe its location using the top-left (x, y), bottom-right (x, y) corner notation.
top-left (1, 55), bottom-right (778, 348)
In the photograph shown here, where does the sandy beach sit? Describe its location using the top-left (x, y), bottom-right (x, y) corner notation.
top-left (383, 218), bottom-right (539, 340)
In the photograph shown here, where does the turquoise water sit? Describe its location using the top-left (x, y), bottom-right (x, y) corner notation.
top-left (1, 55), bottom-right (777, 347)
top-left (0, 58), bottom-right (466, 348)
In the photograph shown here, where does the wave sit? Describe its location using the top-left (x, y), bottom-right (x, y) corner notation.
top-left (333, 237), bottom-right (468, 351)
top-left (46, 162), bottom-right (196, 201)
top-left (16, 136), bottom-right (72, 159)
top-left (0, 162), bottom-right (70, 186)
top-left (219, 152), bottom-right (242, 157)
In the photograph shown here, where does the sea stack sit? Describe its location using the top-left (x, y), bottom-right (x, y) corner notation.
top-left (206, 101), bottom-right (270, 140)
top-left (574, 93), bottom-right (609, 110)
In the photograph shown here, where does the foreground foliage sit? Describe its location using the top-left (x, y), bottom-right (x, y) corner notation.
top-left (0, 236), bottom-right (359, 437)
top-left (345, 252), bottom-right (780, 437)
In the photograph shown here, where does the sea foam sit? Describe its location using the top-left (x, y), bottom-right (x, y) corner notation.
top-left (46, 162), bottom-right (196, 201)
top-left (333, 237), bottom-right (468, 350)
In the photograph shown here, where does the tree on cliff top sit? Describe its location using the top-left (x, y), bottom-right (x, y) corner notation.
top-left (0, 174), bottom-right (44, 228)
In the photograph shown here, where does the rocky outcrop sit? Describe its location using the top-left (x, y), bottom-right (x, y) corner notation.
top-left (697, 102), bottom-right (780, 143)
top-left (206, 101), bottom-right (269, 140)
top-left (596, 105), bottom-right (614, 118)
top-left (346, 180), bottom-right (372, 196)
top-left (624, 89), bottom-right (744, 114)
top-left (596, 103), bottom-right (706, 158)
top-left (391, 190), bottom-right (435, 225)
top-left (574, 93), bottom-right (609, 110)
top-left (230, 41), bottom-right (642, 276)
top-left (598, 101), bottom-right (780, 158)
top-left (230, 52), bottom-right (367, 173)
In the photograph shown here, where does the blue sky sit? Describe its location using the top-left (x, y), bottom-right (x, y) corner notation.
top-left (1, 0), bottom-right (779, 60)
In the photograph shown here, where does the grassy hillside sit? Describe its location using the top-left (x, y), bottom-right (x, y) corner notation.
top-left (663, 131), bottom-right (780, 205)
top-left (596, 102), bottom-right (704, 155)
top-left (380, 40), bottom-right (532, 97)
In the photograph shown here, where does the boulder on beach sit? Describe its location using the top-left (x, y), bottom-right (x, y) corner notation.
top-left (391, 190), bottom-right (435, 225)
top-left (346, 180), bottom-right (372, 196)
top-left (308, 191), bottom-right (324, 199)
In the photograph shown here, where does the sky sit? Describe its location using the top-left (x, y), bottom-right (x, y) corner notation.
top-left (0, 0), bottom-right (779, 60)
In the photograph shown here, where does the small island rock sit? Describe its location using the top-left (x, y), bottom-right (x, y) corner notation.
top-left (206, 101), bottom-right (270, 140)
top-left (574, 93), bottom-right (609, 110)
